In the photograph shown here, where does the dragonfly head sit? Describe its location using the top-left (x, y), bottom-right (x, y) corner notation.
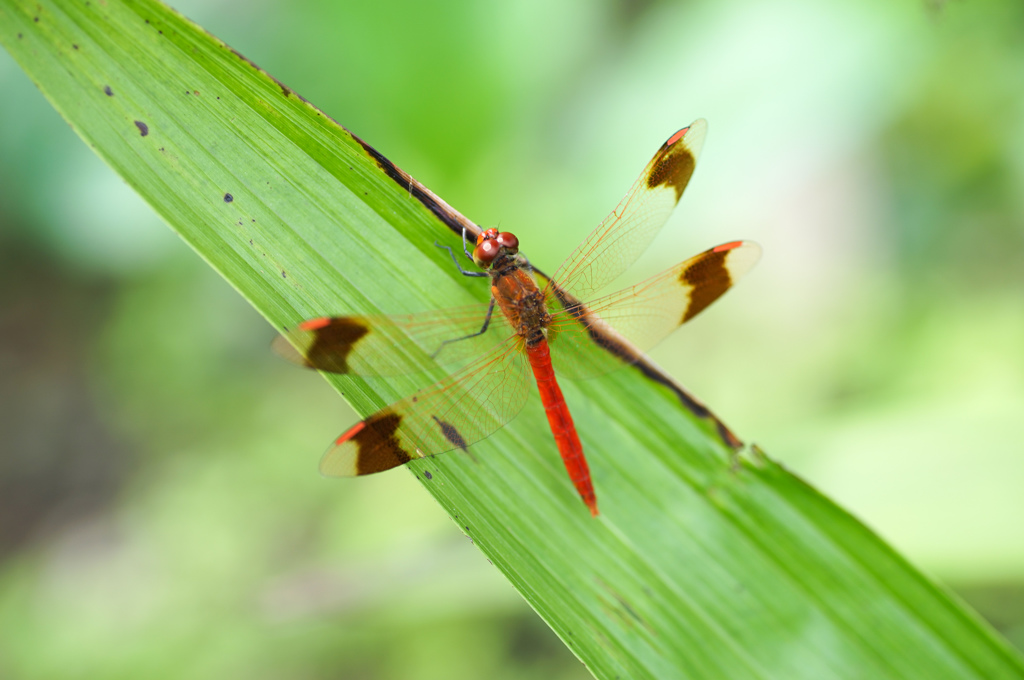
top-left (473, 228), bottom-right (520, 269)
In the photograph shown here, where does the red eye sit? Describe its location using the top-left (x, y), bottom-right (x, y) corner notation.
top-left (473, 239), bottom-right (500, 267)
top-left (496, 232), bottom-right (519, 252)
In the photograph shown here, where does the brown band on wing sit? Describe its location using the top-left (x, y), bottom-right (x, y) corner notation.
top-left (432, 415), bottom-right (469, 451)
top-left (349, 412), bottom-right (413, 475)
top-left (645, 143), bottom-right (696, 203)
top-left (305, 318), bottom-right (369, 373)
top-left (680, 250), bottom-right (731, 323)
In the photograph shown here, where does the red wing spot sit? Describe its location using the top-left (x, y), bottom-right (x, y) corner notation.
top-left (713, 241), bottom-right (743, 253)
top-left (299, 317), bottom-right (332, 331)
top-left (666, 127), bottom-right (688, 146)
top-left (680, 249), bottom-right (731, 323)
top-left (134, 120), bottom-right (149, 136)
top-left (336, 420), bottom-right (366, 444)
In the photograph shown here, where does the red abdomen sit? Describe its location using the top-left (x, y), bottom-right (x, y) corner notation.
top-left (526, 338), bottom-right (598, 516)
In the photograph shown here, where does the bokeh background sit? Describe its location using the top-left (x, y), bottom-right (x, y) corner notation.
top-left (2, 0), bottom-right (1023, 677)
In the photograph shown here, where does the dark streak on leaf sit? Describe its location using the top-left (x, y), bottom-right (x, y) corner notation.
top-left (352, 134), bottom-right (478, 237)
top-left (226, 46), bottom-right (307, 102)
top-left (548, 280), bottom-right (742, 449)
top-left (432, 415), bottom-right (468, 451)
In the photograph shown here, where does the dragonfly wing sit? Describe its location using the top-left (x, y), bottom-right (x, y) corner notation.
top-left (320, 335), bottom-right (531, 476)
top-left (548, 120), bottom-right (707, 302)
top-left (272, 302), bottom-right (510, 376)
top-left (547, 241), bottom-right (761, 380)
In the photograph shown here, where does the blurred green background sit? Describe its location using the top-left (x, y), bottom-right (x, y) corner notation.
top-left (2, 0), bottom-right (1023, 677)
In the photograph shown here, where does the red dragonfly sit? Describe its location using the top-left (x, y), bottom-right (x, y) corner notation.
top-left (274, 120), bottom-right (760, 516)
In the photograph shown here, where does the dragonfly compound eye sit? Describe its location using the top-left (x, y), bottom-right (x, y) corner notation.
top-left (496, 232), bottom-right (519, 253)
top-left (476, 227), bottom-right (499, 246)
top-left (473, 239), bottom-right (501, 267)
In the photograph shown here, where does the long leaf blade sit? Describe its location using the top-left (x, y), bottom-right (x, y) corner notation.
top-left (2, 1), bottom-right (1021, 678)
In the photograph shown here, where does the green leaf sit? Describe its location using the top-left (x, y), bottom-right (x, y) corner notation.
top-left (2, 1), bottom-right (1021, 677)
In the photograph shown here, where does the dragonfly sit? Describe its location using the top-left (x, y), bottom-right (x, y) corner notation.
top-left (274, 119), bottom-right (760, 516)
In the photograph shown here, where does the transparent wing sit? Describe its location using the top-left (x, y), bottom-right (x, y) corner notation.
top-left (546, 241), bottom-right (761, 380)
top-left (272, 302), bottom-right (511, 376)
top-left (319, 335), bottom-right (532, 476)
top-left (547, 120), bottom-right (707, 302)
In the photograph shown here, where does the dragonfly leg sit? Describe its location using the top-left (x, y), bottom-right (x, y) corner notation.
top-left (430, 298), bottom-right (496, 358)
top-left (434, 235), bottom-right (488, 278)
top-left (461, 226), bottom-right (475, 261)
